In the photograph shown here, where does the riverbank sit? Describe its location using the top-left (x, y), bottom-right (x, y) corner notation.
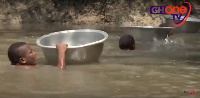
top-left (0, 0), bottom-right (199, 27)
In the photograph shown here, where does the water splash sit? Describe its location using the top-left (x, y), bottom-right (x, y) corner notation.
top-left (151, 35), bottom-right (185, 53)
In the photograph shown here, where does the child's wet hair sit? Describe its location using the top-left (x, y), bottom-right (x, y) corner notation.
top-left (8, 42), bottom-right (27, 65)
top-left (119, 35), bottom-right (135, 50)
top-left (159, 23), bottom-right (168, 27)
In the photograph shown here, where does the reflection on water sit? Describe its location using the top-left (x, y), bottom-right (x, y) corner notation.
top-left (0, 25), bottom-right (200, 98)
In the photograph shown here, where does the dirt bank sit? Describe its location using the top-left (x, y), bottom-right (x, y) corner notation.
top-left (0, 0), bottom-right (199, 27)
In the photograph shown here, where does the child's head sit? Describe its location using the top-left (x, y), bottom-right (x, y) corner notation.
top-left (119, 35), bottom-right (135, 50)
top-left (159, 23), bottom-right (168, 27)
top-left (159, 23), bottom-right (174, 35)
top-left (8, 42), bottom-right (37, 65)
top-left (155, 23), bottom-right (174, 40)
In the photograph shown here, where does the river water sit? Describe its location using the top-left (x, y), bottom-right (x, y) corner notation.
top-left (0, 24), bottom-right (200, 98)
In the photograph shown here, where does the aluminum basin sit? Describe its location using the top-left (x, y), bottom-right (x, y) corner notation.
top-left (36, 29), bottom-right (108, 65)
top-left (163, 15), bottom-right (200, 33)
top-left (120, 26), bottom-right (174, 42)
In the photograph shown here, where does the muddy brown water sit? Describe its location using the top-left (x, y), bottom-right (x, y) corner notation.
top-left (0, 24), bottom-right (200, 98)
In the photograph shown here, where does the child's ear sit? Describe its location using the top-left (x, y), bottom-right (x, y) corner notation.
top-left (19, 57), bottom-right (26, 64)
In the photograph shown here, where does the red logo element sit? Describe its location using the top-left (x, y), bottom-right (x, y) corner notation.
top-left (173, 2), bottom-right (191, 27)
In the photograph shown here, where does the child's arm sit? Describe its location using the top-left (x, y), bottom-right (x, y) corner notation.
top-left (56, 44), bottom-right (68, 69)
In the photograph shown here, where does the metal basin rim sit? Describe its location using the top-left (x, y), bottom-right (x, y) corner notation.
top-left (36, 29), bottom-right (108, 49)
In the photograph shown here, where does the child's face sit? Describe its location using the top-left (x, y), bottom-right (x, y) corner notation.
top-left (19, 44), bottom-right (37, 65)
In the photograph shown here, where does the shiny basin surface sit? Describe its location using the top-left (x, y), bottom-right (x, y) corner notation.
top-left (163, 15), bottom-right (200, 33)
top-left (120, 26), bottom-right (174, 42)
top-left (36, 29), bottom-right (108, 65)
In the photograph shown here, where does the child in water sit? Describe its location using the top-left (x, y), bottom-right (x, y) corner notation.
top-left (159, 23), bottom-right (174, 36)
top-left (119, 35), bottom-right (135, 50)
top-left (119, 23), bottom-right (174, 50)
top-left (154, 23), bottom-right (175, 40)
top-left (7, 42), bottom-right (67, 69)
